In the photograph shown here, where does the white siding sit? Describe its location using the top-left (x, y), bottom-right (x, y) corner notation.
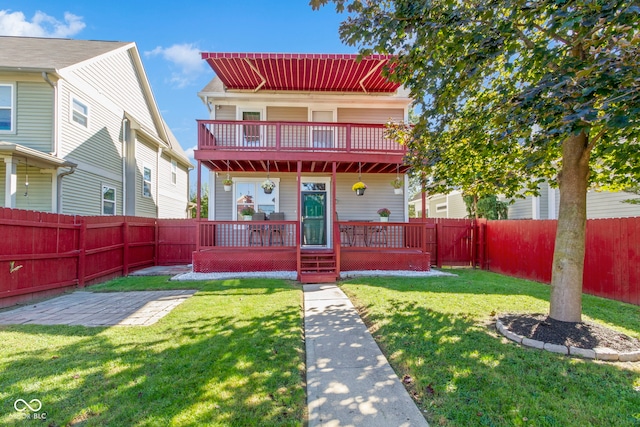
top-left (12, 82), bottom-right (54, 152)
top-left (135, 136), bottom-right (157, 218)
top-left (337, 108), bottom-right (404, 124)
top-left (428, 195), bottom-right (449, 218)
top-left (158, 152), bottom-right (189, 218)
top-left (0, 164), bottom-right (52, 212)
top-left (0, 163), bottom-right (4, 205)
top-left (267, 106), bottom-right (307, 122)
top-left (69, 49), bottom-right (155, 132)
top-left (448, 194), bottom-right (468, 218)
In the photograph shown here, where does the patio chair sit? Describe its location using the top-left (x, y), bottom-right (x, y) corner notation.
top-left (336, 213), bottom-right (354, 246)
top-left (367, 223), bottom-right (388, 247)
top-left (268, 212), bottom-right (285, 245)
top-left (249, 212), bottom-right (266, 245)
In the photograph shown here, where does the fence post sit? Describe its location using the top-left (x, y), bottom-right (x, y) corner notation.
top-left (123, 220), bottom-right (129, 276)
top-left (77, 219), bottom-right (86, 287)
top-left (436, 222), bottom-right (443, 268)
top-left (154, 220), bottom-right (159, 266)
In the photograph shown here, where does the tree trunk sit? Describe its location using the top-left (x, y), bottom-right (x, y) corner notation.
top-left (549, 131), bottom-right (590, 322)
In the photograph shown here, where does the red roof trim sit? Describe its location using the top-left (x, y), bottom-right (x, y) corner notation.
top-left (201, 52), bottom-right (400, 93)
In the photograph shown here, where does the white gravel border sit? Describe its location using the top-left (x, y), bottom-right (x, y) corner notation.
top-left (172, 269), bottom-right (456, 281)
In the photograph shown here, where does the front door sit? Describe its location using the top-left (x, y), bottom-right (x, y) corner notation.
top-left (301, 191), bottom-right (327, 247)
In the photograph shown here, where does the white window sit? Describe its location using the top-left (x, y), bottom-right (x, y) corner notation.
top-left (234, 178), bottom-right (279, 219)
top-left (143, 165), bottom-right (152, 198)
top-left (171, 159), bottom-right (177, 185)
top-left (71, 96), bottom-right (89, 128)
top-left (0, 84), bottom-right (14, 132)
top-left (102, 185), bottom-right (116, 215)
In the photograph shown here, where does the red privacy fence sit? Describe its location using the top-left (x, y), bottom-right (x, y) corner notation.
top-left (0, 208), bottom-right (195, 308)
top-left (483, 217), bottom-right (640, 305)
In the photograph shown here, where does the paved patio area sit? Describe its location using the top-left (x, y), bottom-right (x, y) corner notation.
top-left (0, 290), bottom-right (196, 327)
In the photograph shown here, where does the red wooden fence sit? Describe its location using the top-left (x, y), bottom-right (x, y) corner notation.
top-left (0, 208), bottom-right (194, 308)
top-left (484, 218), bottom-right (640, 305)
top-left (409, 218), bottom-right (474, 266)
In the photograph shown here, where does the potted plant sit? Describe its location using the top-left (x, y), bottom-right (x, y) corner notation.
top-left (222, 178), bottom-right (233, 192)
top-left (261, 179), bottom-right (276, 194)
top-left (390, 177), bottom-right (403, 194)
top-left (377, 208), bottom-right (391, 222)
top-left (352, 181), bottom-right (367, 196)
top-left (240, 206), bottom-right (255, 221)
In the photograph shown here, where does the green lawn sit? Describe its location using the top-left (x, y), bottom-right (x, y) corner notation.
top-left (0, 277), bottom-right (305, 427)
top-left (340, 269), bottom-right (640, 427)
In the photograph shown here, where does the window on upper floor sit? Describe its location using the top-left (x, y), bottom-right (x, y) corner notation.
top-left (0, 84), bottom-right (15, 132)
top-left (102, 185), bottom-right (116, 215)
top-left (143, 165), bottom-right (152, 198)
top-left (71, 96), bottom-right (89, 128)
top-left (171, 159), bottom-right (177, 185)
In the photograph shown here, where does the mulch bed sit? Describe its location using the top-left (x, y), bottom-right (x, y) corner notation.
top-left (499, 313), bottom-right (640, 353)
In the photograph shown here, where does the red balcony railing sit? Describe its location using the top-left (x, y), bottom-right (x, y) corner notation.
top-left (197, 120), bottom-right (406, 154)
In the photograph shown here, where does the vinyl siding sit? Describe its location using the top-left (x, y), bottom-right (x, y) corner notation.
top-left (0, 163), bottom-right (4, 204)
top-left (509, 198), bottom-right (533, 219)
top-left (337, 108), bottom-right (404, 124)
top-left (267, 106), bottom-right (307, 121)
top-left (69, 49), bottom-right (155, 132)
top-left (215, 105), bottom-right (236, 120)
top-left (61, 168), bottom-right (122, 215)
top-left (135, 136), bottom-right (158, 218)
top-left (158, 152), bottom-right (189, 218)
top-left (428, 195), bottom-right (449, 218)
top-left (586, 190), bottom-right (640, 218)
top-left (59, 82), bottom-right (124, 175)
top-left (448, 194), bottom-right (468, 218)
top-left (539, 184), bottom-right (549, 219)
top-left (12, 82), bottom-right (54, 152)
top-left (213, 173), bottom-right (406, 222)
top-left (0, 164), bottom-right (52, 211)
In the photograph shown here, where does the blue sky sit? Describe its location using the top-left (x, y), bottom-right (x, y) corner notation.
top-left (0, 1), bottom-right (353, 164)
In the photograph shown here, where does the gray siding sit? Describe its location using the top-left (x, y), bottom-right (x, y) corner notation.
top-left (11, 81), bottom-right (54, 152)
top-left (158, 152), bottom-right (189, 218)
top-left (586, 190), bottom-right (640, 218)
top-left (0, 163), bottom-right (4, 204)
top-left (337, 108), bottom-right (404, 124)
top-left (61, 168), bottom-right (122, 215)
top-left (135, 136), bottom-right (158, 218)
top-left (539, 184), bottom-right (549, 219)
top-left (509, 198), bottom-right (533, 219)
top-left (70, 49), bottom-right (155, 132)
top-left (0, 164), bottom-right (52, 212)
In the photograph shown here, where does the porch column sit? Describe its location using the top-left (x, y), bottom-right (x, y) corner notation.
top-left (196, 160), bottom-right (202, 220)
top-left (4, 158), bottom-right (17, 208)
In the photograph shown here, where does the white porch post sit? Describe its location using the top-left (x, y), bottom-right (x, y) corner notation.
top-left (208, 170), bottom-right (216, 220)
top-left (4, 158), bottom-right (17, 208)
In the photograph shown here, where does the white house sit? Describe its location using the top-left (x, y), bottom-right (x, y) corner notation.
top-left (0, 36), bottom-right (192, 217)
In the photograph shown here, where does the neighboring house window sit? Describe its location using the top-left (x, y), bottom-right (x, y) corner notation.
top-left (234, 179), bottom-right (278, 218)
top-left (71, 96), bottom-right (89, 128)
top-left (143, 166), bottom-right (152, 198)
top-left (0, 84), bottom-right (14, 132)
top-left (436, 203), bottom-right (447, 212)
top-left (171, 159), bottom-right (177, 185)
top-left (102, 185), bottom-right (116, 215)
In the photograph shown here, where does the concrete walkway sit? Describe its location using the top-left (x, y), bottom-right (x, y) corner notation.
top-left (304, 284), bottom-right (429, 427)
top-left (0, 290), bottom-right (195, 326)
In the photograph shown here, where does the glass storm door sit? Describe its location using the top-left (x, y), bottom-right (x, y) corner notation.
top-left (301, 192), bottom-right (327, 247)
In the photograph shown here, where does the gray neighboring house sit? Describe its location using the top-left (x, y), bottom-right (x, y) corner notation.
top-left (409, 190), bottom-right (468, 218)
top-left (0, 36), bottom-right (192, 217)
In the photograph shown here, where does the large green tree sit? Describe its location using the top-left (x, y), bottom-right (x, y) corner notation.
top-left (313, 0), bottom-right (640, 322)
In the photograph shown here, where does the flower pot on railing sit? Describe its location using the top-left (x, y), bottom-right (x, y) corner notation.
top-left (380, 216), bottom-right (389, 222)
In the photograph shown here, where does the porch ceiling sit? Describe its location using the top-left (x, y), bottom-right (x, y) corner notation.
top-left (200, 159), bottom-right (410, 174)
top-left (200, 53), bottom-right (401, 93)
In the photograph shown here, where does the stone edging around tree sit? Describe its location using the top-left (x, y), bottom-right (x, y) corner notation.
top-left (496, 319), bottom-right (640, 362)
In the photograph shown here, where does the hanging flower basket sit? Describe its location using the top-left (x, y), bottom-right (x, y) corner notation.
top-left (352, 181), bottom-right (367, 196)
top-left (391, 177), bottom-right (403, 194)
top-left (261, 179), bottom-right (275, 194)
top-left (223, 177), bottom-right (233, 192)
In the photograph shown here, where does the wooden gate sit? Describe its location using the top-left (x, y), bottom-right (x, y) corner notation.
top-left (409, 218), bottom-right (475, 267)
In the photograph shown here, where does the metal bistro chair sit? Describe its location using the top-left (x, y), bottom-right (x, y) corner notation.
top-left (268, 212), bottom-right (285, 245)
top-left (249, 212), bottom-right (266, 245)
top-left (336, 213), bottom-right (354, 246)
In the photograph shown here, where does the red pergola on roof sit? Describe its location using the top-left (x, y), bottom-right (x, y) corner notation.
top-left (201, 52), bottom-right (400, 93)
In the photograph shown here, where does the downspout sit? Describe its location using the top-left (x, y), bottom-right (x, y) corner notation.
top-left (42, 72), bottom-right (58, 156)
top-left (56, 165), bottom-right (76, 214)
top-left (122, 117), bottom-right (128, 216)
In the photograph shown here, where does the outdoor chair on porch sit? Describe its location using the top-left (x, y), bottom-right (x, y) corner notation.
top-left (267, 212), bottom-right (285, 245)
top-left (368, 223), bottom-right (388, 247)
top-left (336, 213), bottom-right (353, 246)
top-left (249, 212), bottom-right (266, 245)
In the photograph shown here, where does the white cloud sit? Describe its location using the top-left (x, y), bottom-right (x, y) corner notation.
top-left (145, 43), bottom-right (205, 88)
top-left (0, 10), bottom-right (85, 37)
top-left (184, 145), bottom-right (197, 159)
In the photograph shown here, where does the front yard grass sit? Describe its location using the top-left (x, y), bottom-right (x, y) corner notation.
top-left (340, 269), bottom-right (640, 427)
top-left (0, 277), bottom-right (305, 427)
